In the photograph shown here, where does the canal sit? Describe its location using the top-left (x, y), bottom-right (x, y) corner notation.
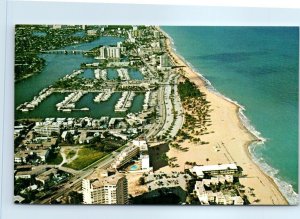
top-left (15, 36), bottom-right (145, 119)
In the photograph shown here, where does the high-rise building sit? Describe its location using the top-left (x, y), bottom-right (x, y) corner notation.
top-left (87, 29), bottom-right (97, 36)
top-left (99, 46), bottom-right (121, 59)
top-left (159, 53), bottom-right (170, 68)
top-left (153, 30), bottom-right (160, 38)
top-left (99, 46), bottom-right (107, 59)
top-left (111, 145), bottom-right (139, 169)
top-left (52, 25), bottom-right (62, 29)
top-left (107, 47), bottom-right (121, 59)
top-left (82, 172), bottom-right (128, 204)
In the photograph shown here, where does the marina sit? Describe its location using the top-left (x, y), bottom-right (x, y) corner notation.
top-left (93, 89), bottom-right (112, 102)
top-left (143, 91), bottom-right (151, 111)
top-left (117, 68), bottom-right (130, 80)
top-left (56, 91), bottom-right (87, 112)
top-left (94, 69), bottom-right (107, 80)
top-left (17, 87), bottom-right (54, 112)
top-left (115, 91), bottom-right (136, 112)
top-left (15, 36), bottom-right (145, 119)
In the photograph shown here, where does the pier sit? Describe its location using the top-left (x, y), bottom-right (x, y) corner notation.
top-left (56, 91), bottom-right (86, 112)
top-left (94, 89), bottom-right (112, 102)
top-left (115, 91), bottom-right (135, 112)
top-left (143, 91), bottom-right (151, 111)
top-left (17, 87), bottom-right (54, 112)
top-left (94, 69), bottom-right (107, 80)
top-left (117, 68), bottom-right (130, 80)
top-left (63, 69), bottom-right (84, 79)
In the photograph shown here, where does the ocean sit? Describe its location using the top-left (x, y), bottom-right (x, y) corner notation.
top-left (161, 26), bottom-right (299, 204)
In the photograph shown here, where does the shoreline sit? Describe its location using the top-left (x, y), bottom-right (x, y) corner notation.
top-left (158, 27), bottom-right (289, 205)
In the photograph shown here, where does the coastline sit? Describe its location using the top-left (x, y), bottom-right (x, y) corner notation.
top-left (158, 27), bottom-right (289, 205)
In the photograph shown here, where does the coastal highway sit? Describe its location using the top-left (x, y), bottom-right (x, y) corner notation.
top-left (35, 153), bottom-right (116, 204)
top-left (146, 85), bottom-right (166, 139)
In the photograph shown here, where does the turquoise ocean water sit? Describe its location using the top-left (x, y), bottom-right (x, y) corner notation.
top-left (161, 26), bottom-right (299, 204)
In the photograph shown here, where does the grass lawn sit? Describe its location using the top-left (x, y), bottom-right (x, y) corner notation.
top-left (46, 152), bottom-right (63, 165)
top-left (63, 147), bottom-right (107, 170)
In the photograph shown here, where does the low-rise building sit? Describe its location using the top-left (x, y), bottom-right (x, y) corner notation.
top-left (34, 122), bottom-right (60, 137)
top-left (190, 163), bottom-right (238, 178)
top-left (15, 167), bottom-right (46, 180)
top-left (30, 149), bottom-right (49, 162)
top-left (87, 29), bottom-right (97, 36)
top-left (194, 178), bottom-right (244, 205)
top-left (14, 151), bottom-right (30, 163)
top-left (36, 168), bottom-right (58, 184)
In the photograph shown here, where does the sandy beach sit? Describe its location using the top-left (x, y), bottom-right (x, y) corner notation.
top-left (155, 28), bottom-right (288, 205)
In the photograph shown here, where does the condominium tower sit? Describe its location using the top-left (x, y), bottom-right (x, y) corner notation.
top-left (82, 172), bottom-right (128, 204)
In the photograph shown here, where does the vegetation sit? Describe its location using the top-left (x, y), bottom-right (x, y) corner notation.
top-left (66, 150), bottom-right (76, 159)
top-left (63, 146), bottom-right (107, 170)
top-left (15, 25), bottom-right (101, 81)
top-left (46, 147), bottom-right (63, 165)
top-left (68, 191), bottom-right (83, 204)
top-left (139, 176), bottom-right (145, 185)
top-left (178, 79), bottom-right (202, 100)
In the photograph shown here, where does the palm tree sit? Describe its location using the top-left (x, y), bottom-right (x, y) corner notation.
top-left (206, 158), bottom-right (209, 164)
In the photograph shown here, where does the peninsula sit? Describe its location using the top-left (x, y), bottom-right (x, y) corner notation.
top-left (14, 25), bottom-right (288, 205)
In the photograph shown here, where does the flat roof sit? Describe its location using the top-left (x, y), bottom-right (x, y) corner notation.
top-left (191, 163), bottom-right (238, 175)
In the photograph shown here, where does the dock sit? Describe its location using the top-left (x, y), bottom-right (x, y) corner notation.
top-left (56, 91), bottom-right (86, 111)
top-left (115, 91), bottom-right (135, 112)
top-left (17, 87), bottom-right (54, 112)
top-left (117, 68), bottom-right (130, 80)
top-left (93, 89), bottom-right (112, 102)
top-left (94, 69), bottom-right (107, 80)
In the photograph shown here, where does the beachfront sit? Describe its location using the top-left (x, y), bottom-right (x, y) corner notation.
top-left (160, 27), bottom-right (288, 205)
top-left (14, 25), bottom-right (294, 205)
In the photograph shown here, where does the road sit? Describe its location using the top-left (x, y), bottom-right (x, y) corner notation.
top-left (35, 153), bottom-right (116, 204)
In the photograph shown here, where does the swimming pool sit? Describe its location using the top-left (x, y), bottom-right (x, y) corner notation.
top-left (130, 164), bottom-right (139, 171)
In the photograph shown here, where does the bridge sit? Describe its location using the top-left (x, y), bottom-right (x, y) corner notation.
top-left (40, 49), bottom-right (94, 55)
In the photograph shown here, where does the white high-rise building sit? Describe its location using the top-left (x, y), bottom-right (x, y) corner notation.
top-left (107, 47), bottom-right (121, 59)
top-left (153, 30), bottom-right (160, 38)
top-left (141, 154), bottom-right (150, 170)
top-left (52, 25), bottom-right (62, 29)
top-left (99, 46), bottom-right (121, 59)
top-left (87, 29), bottom-right (97, 36)
top-left (159, 53), bottom-right (169, 68)
top-left (99, 46), bottom-right (107, 59)
top-left (82, 172), bottom-right (128, 205)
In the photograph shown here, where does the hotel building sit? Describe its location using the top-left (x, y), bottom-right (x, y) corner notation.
top-left (111, 145), bottom-right (139, 169)
top-left (99, 46), bottom-right (121, 59)
top-left (82, 172), bottom-right (128, 204)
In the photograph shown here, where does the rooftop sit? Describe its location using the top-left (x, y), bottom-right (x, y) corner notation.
top-left (89, 172), bottom-right (125, 189)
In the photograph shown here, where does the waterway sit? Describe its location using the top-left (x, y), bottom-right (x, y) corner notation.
top-left (15, 36), bottom-right (145, 119)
